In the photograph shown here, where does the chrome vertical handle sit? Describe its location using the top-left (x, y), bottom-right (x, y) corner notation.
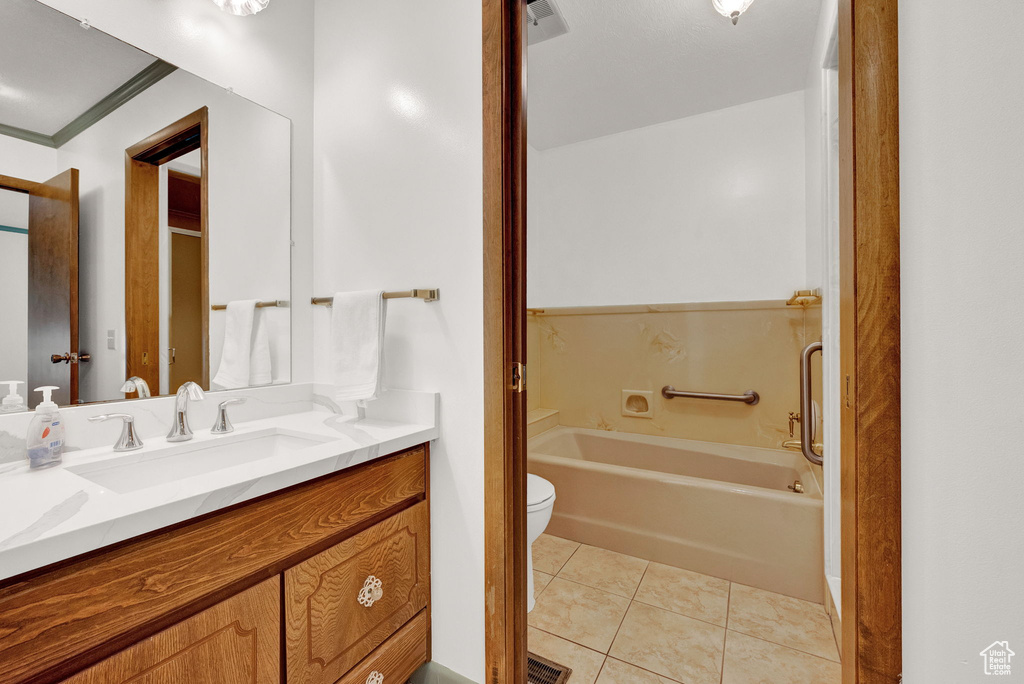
top-left (211, 397), bottom-right (247, 434)
top-left (800, 342), bottom-right (824, 466)
top-left (88, 413), bottom-right (144, 452)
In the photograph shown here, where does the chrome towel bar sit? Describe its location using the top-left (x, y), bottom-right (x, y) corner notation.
top-left (661, 386), bottom-right (760, 405)
top-left (211, 300), bottom-right (289, 310)
top-left (312, 289), bottom-right (439, 305)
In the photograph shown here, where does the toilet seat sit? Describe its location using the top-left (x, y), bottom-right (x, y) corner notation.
top-left (527, 474), bottom-right (556, 512)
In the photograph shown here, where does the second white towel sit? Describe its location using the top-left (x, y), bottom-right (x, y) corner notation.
top-left (331, 290), bottom-right (387, 403)
top-left (213, 300), bottom-right (273, 389)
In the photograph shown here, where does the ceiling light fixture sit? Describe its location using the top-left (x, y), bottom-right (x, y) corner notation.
top-left (712, 0), bottom-right (756, 25)
top-left (211, 0), bottom-right (269, 17)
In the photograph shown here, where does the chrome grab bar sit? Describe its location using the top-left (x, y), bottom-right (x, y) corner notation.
top-left (800, 341), bottom-right (824, 466)
top-left (661, 387), bottom-right (759, 405)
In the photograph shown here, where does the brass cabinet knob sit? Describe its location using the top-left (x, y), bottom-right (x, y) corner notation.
top-left (357, 575), bottom-right (383, 607)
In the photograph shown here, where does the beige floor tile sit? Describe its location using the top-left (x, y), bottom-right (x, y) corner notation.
top-left (609, 602), bottom-right (725, 684)
top-left (528, 578), bottom-right (631, 653)
top-left (533, 534), bottom-right (581, 575)
top-left (557, 545), bottom-right (649, 598)
top-left (529, 627), bottom-right (607, 684)
top-left (596, 658), bottom-right (677, 684)
top-left (534, 570), bottom-right (554, 596)
top-left (722, 631), bottom-right (841, 684)
top-left (633, 562), bottom-right (730, 626)
top-left (727, 584), bottom-right (839, 662)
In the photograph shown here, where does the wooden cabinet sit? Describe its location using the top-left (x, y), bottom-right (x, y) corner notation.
top-left (336, 612), bottom-right (429, 684)
top-left (0, 445), bottom-right (430, 684)
top-left (285, 503), bottom-right (430, 684)
top-left (62, 578), bottom-right (281, 684)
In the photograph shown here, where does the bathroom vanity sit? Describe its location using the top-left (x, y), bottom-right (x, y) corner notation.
top-left (0, 439), bottom-right (432, 684)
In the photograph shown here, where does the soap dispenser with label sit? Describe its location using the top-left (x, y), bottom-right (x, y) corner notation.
top-left (26, 386), bottom-right (65, 470)
top-left (0, 381), bottom-right (25, 413)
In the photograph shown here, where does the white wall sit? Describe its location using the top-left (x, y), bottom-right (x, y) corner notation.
top-left (900, 2), bottom-right (1024, 681)
top-left (311, 0), bottom-right (484, 680)
top-left (0, 189), bottom-right (30, 388)
top-left (56, 69), bottom-right (292, 402)
top-left (527, 91), bottom-right (808, 308)
top-left (37, 0), bottom-right (315, 390)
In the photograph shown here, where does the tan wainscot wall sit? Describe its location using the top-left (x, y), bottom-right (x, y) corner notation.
top-left (526, 300), bottom-right (823, 450)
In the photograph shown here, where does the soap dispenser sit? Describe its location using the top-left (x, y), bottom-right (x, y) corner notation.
top-left (26, 386), bottom-right (65, 470)
top-left (0, 381), bottom-right (25, 413)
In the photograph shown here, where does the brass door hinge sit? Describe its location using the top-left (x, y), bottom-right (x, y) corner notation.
top-left (511, 362), bottom-right (526, 393)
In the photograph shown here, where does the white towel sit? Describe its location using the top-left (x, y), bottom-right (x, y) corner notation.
top-left (213, 300), bottom-right (263, 390)
top-left (331, 290), bottom-right (387, 403)
top-left (249, 308), bottom-right (272, 386)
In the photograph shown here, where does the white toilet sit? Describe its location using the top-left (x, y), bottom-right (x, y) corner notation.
top-left (527, 473), bottom-right (557, 612)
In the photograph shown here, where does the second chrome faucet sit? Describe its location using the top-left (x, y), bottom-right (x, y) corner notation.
top-left (167, 381), bottom-right (205, 442)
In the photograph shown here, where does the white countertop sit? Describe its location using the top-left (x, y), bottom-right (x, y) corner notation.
top-left (0, 400), bottom-right (438, 581)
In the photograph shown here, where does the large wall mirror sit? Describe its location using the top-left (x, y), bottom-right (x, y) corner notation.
top-left (0, 0), bottom-right (292, 409)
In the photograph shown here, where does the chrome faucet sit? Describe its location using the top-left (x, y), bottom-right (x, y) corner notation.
top-left (120, 376), bottom-right (151, 398)
top-left (167, 381), bottom-right (205, 442)
top-left (88, 413), bottom-right (144, 451)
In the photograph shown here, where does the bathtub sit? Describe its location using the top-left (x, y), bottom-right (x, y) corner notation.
top-left (528, 426), bottom-right (824, 602)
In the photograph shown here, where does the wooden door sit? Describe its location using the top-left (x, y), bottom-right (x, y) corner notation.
top-left (285, 503), bottom-right (430, 684)
top-left (61, 577), bottom-right (281, 684)
top-left (168, 170), bottom-right (204, 388)
top-left (27, 168), bottom-right (79, 407)
top-left (125, 107), bottom-right (209, 395)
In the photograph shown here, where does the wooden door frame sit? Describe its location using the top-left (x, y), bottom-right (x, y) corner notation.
top-left (838, 1), bottom-right (901, 681)
top-left (482, 0), bottom-right (901, 682)
top-left (125, 107), bottom-right (210, 395)
top-left (483, 1), bottom-right (528, 683)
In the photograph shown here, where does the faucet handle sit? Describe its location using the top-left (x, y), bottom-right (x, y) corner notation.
top-left (88, 413), bottom-right (144, 452)
top-left (212, 397), bottom-right (247, 434)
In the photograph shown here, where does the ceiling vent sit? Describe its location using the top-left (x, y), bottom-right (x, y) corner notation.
top-left (527, 0), bottom-right (569, 45)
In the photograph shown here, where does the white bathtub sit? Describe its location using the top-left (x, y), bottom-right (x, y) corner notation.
top-left (528, 426), bottom-right (824, 602)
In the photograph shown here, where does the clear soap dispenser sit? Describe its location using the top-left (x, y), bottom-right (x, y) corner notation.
top-left (27, 386), bottom-right (65, 470)
top-left (0, 381), bottom-right (25, 413)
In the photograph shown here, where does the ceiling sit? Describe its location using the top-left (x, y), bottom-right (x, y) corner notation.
top-left (527, 0), bottom-right (825, 150)
top-left (0, 0), bottom-right (157, 136)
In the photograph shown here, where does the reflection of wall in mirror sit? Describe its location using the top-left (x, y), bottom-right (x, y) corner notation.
top-left (0, 136), bottom-right (61, 389)
top-left (0, 189), bottom-right (29, 387)
top-left (48, 69), bottom-right (292, 403)
top-left (527, 91), bottom-right (807, 308)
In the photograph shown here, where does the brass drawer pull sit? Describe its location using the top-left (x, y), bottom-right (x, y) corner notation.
top-left (358, 575), bottom-right (383, 607)
top-left (367, 671), bottom-right (384, 684)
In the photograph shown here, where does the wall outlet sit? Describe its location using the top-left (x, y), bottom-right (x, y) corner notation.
top-left (621, 390), bottom-right (654, 418)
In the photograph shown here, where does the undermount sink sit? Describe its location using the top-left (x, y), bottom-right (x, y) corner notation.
top-left (68, 428), bottom-right (334, 494)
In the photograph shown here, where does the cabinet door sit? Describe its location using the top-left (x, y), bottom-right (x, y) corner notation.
top-left (63, 577), bottom-right (280, 684)
top-left (285, 503), bottom-right (430, 684)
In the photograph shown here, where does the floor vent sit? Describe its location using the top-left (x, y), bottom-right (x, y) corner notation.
top-left (527, 652), bottom-right (573, 684)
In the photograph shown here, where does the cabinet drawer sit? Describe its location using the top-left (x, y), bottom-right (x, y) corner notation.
top-left (337, 612), bottom-right (428, 684)
top-left (285, 503), bottom-right (430, 684)
top-left (62, 577), bottom-right (280, 684)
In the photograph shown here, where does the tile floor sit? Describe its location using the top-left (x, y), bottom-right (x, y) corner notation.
top-left (529, 535), bottom-right (840, 684)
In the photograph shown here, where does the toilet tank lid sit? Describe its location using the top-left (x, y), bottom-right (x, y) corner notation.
top-left (527, 474), bottom-right (555, 506)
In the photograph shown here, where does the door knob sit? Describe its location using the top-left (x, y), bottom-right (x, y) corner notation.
top-left (50, 352), bottom-right (91, 364)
